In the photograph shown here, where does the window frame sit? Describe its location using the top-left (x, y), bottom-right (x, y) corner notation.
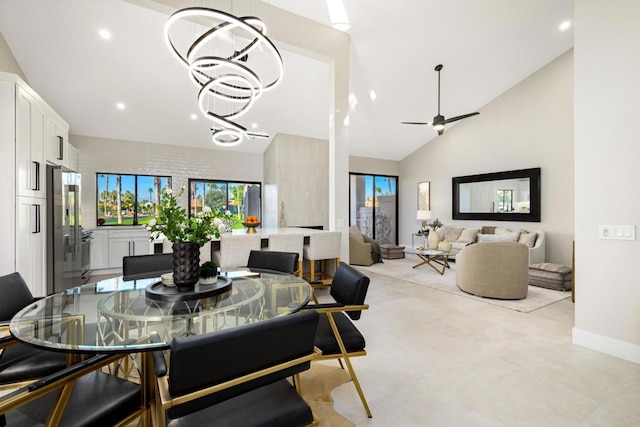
top-left (187, 178), bottom-right (262, 228)
top-left (95, 172), bottom-right (172, 227)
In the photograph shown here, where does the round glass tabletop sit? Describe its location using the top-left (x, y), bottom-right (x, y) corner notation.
top-left (10, 270), bottom-right (311, 353)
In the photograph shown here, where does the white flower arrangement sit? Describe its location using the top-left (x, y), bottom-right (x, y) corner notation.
top-left (145, 187), bottom-right (233, 247)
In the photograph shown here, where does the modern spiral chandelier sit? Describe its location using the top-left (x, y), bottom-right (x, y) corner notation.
top-left (164, 7), bottom-right (283, 146)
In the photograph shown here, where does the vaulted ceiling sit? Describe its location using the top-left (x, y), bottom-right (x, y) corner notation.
top-left (0, 0), bottom-right (573, 161)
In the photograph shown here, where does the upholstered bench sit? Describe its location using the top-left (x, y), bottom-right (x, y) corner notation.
top-left (380, 244), bottom-right (405, 259)
top-left (529, 263), bottom-right (572, 291)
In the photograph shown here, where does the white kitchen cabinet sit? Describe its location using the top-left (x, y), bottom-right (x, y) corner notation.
top-left (45, 110), bottom-right (69, 169)
top-left (16, 85), bottom-right (46, 199)
top-left (0, 72), bottom-right (70, 296)
top-left (16, 196), bottom-right (46, 297)
top-left (90, 230), bottom-right (109, 270)
top-left (107, 229), bottom-right (152, 269)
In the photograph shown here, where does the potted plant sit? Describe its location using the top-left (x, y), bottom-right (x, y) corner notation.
top-left (145, 187), bottom-right (232, 291)
top-left (199, 261), bottom-right (219, 284)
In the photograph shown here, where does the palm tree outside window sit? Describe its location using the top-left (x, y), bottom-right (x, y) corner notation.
top-left (96, 173), bottom-right (171, 226)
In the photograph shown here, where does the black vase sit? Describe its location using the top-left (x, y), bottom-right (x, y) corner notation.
top-left (172, 242), bottom-right (200, 292)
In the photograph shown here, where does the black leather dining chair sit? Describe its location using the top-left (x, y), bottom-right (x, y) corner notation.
top-left (152, 310), bottom-right (320, 426)
top-left (122, 253), bottom-right (173, 281)
top-left (0, 351), bottom-right (144, 426)
top-left (0, 272), bottom-right (67, 389)
top-left (304, 262), bottom-right (372, 418)
top-left (247, 249), bottom-right (299, 274)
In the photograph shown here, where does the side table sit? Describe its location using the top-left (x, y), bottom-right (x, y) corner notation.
top-left (411, 232), bottom-right (427, 248)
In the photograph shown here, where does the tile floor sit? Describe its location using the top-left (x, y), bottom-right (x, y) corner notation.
top-left (318, 266), bottom-right (640, 426)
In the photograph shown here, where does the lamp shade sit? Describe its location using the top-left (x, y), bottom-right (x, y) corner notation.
top-left (416, 210), bottom-right (432, 221)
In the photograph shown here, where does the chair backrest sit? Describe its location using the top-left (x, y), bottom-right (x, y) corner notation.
top-left (303, 231), bottom-right (342, 260)
top-left (330, 262), bottom-right (370, 320)
top-left (247, 250), bottom-right (299, 274)
top-left (166, 310), bottom-right (319, 419)
top-left (0, 272), bottom-right (34, 321)
top-left (215, 234), bottom-right (262, 270)
top-left (267, 233), bottom-right (304, 259)
top-left (122, 253), bottom-right (173, 281)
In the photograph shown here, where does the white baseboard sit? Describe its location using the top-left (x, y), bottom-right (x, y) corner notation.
top-left (572, 327), bottom-right (640, 364)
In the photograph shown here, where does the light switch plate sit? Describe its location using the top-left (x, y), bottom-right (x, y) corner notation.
top-left (599, 225), bottom-right (636, 240)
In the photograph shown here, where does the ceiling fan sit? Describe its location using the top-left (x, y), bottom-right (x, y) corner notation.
top-left (401, 64), bottom-right (479, 136)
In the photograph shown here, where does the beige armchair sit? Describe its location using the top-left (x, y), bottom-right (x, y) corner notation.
top-left (456, 242), bottom-right (529, 299)
top-left (348, 226), bottom-right (380, 266)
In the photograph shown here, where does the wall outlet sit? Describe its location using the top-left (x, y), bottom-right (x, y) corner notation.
top-left (599, 225), bottom-right (636, 240)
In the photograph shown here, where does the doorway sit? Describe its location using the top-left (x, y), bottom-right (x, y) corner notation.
top-left (349, 173), bottom-right (398, 244)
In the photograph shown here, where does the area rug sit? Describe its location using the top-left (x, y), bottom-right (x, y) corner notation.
top-left (358, 257), bottom-right (570, 313)
top-left (299, 363), bottom-right (355, 426)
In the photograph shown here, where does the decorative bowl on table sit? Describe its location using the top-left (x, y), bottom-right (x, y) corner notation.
top-left (242, 221), bottom-right (261, 233)
top-left (242, 216), bottom-right (261, 233)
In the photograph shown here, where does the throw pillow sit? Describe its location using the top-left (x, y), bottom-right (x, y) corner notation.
top-left (348, 226), bottom-right (364, 243)
top-left (457, 228), bottom-right (480, 244)
top-left (481, 226), bottom-right (496, 235)
top-left (518, 232), bottom-right (537, 248)
top-left (477, 232), bottom-right (520, 243)
top-left (443, 227), bottom-right (464, 242)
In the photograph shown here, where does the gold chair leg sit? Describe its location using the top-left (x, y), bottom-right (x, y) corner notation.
top-left (325, 313), bottom-right (372, 418)
top-left (309, 259), bottom-right (316, 283)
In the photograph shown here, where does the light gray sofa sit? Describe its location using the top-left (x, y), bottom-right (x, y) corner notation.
top-left (432, 225), bottom-right (545, 264)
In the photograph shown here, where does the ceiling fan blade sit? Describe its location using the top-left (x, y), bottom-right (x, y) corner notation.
top-left (401, 121), bottom-right (431, 125)
top-left (443, 112), bottom-right (479, 124)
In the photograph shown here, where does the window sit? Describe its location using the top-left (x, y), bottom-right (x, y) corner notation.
top-left (188, 179), bottom-right (261, 228)
top-left (349, 173), bottom-right (398, 244)
top-left (96, 173), bottom-right (172, 226)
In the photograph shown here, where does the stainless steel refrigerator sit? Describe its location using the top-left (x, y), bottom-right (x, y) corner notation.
top-left (46, 165), bottom-right (85, 294)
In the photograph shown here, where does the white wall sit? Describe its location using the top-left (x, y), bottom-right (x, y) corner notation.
top-left (573, 1), bottom-right (640, 363)
top-left (399, 50), bottom-right (575, 265)
top-left (72, 135), bottom-right (263, 229)
top-left (0, 30), bottom-right (25, 81)
top-left (350, 156), bottom-right (401, 177)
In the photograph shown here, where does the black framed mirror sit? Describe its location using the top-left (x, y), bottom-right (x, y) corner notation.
top-left (452, 168), bottom-right (541, 222)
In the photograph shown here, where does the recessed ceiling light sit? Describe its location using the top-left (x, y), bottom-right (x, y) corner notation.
top-left (559, 20), bottom-right (571, 31)
top-left (369, 90), bottom-right (377, 101)
top-left (251, 123), bottom-right (258, 129)
top-left (190, 114), bottom-right (198, 120)
top-left (332, 23), bottom-right (351, 32)
top-left (99, 29), bottom-right (112, 40)
top-left (327, 0), bottom-right (350, 32)
top-left (116, 102), bottom-right (126, 110)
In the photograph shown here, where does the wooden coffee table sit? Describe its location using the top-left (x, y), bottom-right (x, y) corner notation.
top-left (404, 248), bottom-right (451, 275)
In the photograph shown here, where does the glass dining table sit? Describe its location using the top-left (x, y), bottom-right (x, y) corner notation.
top-left (10, 269), bottom-right (311, 353)
top-left (7, 269), bottom-right (312, 425)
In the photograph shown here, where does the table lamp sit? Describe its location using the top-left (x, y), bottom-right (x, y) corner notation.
top-left (416, 210), bottom-right (432, 231)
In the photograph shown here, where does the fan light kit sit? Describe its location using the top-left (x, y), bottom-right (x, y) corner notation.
top-left (164, 7), bottom-right (283, 147)
top-left (402, 64), bottom-right (479, 136)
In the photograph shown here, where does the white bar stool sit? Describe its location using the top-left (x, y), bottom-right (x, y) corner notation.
top-left (302, 231), bottom-right (341, 284)
top-left (212, 234), bottom-right (261, 270)
top-left (266, 233), bottom-right (305, 277)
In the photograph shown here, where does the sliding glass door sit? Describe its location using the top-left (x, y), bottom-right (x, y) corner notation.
top-left (349, 173), bottom-right (398, 244)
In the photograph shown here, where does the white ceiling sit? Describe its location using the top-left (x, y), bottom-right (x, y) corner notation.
top-left (0, 0), bottom-right (573, 161)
